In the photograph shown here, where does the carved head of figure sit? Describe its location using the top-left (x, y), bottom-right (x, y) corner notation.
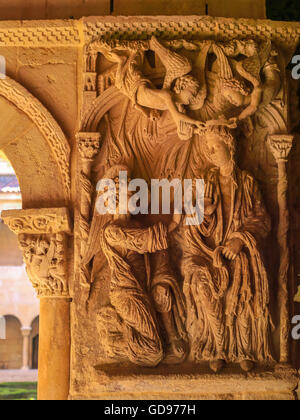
top-left (37, 238), bottom-right (49, 256)
top-left (173, 75), bottom-right (201, 106)
top-left (219, 78), bottom-right (250, 107)
top-left (18, 234), bottom-right (37, 263)
top-left (203, 126), bottom-right (236, 171)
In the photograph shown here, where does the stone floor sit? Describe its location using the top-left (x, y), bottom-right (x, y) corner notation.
top-left (0, 370), bottom-right (38, 383)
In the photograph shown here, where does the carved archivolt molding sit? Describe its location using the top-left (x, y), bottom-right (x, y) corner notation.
top-left (0, 76), bottom-right (71, 199)
top-left (2, 208), bottom-right (72, 299)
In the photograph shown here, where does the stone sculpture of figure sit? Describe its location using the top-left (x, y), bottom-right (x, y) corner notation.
top-left (182, 126), bottom-right (274, 373)
top-left (19, 234), bottom-right (67, 296)
top-left (19, 235), bottom-right (53, 294)
top-left (99, 166), bottom-right (188, 366)
top-left (212, 40), bottom-right (282, 129)
top-left (90, 36), bottom-right (206, 140)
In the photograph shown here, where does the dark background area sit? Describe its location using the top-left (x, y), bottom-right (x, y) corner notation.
top-left (266, 0), bottom-right (300, 21)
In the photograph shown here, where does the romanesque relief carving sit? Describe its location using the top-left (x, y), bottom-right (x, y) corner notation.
top-left (83, 17), bottom-right (300, 54)
top-left (97, 166), bottom-right (188, 366)
top-left (182, 127), bottom-right (274, 373)
top-left (18, 233), bottom-right (69, 298)
top-left (77, 26), bottom-right (298, 372)
top-left (2, 208), bottom-right (72, 298)
top-left (2, 208), bottom-right (72, 235)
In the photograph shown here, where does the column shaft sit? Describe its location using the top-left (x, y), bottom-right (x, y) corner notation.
top-left (38, 298), bottom-right (71, 401)
top-left (21, 327), bottom-right (32, 370)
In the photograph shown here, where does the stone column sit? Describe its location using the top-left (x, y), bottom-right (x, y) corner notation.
top-left (76, 133), bottom-right (101, 301)
top-left (21, 327), bottom-right (32, 370)
top-left (1, 207), bottom-right (72, 400)
top-left (268, 135), bottom-right (294, 365)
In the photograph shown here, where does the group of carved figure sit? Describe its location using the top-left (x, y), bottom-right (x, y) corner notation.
top-left (83, 36), bottom-right (282, 372)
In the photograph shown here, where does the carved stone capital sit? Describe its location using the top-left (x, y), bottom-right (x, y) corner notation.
top-left (21, 327), bottom-right (32, 338)
top-left (76, 132), bottom-right (101, 160)
top-left (1, 208), bottom-right (72, 235)
top-left (2, 208), bottom-right (72, 299)
top-left (18, 232), bottom-right (70, 299)
top-left (268, 135), bottom-right (294, 163)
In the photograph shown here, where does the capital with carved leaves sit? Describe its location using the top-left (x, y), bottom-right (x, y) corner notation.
top-left (76, 132), bottom-right (101, 161)
top-left (268, 135), bottom-right (294, 163)
top-left (2, 208), bottom-right (72, 299)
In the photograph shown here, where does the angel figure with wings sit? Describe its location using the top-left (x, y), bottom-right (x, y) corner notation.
top-left (210, 40), bottom-right (283, 132)
top-left (89, 36), bottom-right (209, 140)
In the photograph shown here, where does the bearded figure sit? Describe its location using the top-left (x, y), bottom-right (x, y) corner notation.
top-left (182, 126), bottom-right (274, 373)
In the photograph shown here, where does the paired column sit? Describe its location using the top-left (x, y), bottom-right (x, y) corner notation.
top-left (2, 207), bottom-right (72, 400)
top-left (268, 135), bottom-right (294, 364)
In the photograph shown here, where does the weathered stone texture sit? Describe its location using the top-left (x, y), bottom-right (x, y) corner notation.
top-left (207, 0), bottom-right (266, 19)
top-left (113, 0), bottom-right (206, 16)
top-left (0, 0), bottom-right (110, 20)
top-left (0, 14), bottom-right (298, 400)
top-left (0, 0), bottom-right (266, 20)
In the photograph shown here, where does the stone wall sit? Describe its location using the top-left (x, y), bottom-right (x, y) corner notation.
top-left (0, 266), bottom-right (39, 327)
top-left (0, 316), bottom-right (22, 369)
top-left (0, 0), bottom-right (266, 20)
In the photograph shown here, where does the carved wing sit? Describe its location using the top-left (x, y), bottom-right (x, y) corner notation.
top-left (236, 41), bottom-right (272, 87)
top-left (150, 36), bottom-right (192, 89)
top-left (84, 207), bottom-right (108, 264)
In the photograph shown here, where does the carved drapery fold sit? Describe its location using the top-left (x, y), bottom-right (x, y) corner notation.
top-left (73, 18), bottom-right (300, 372)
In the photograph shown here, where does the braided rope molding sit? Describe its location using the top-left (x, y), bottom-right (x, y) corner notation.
top-left (84, 16), bottom-right (300, 48)
top-left (0, 23), bottom-right (80, 47)
top-left (0, 76), bottom-right (71, 199)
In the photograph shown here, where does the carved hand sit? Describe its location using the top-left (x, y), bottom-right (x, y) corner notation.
top-left (204, 181), bottom-right (218, 216)
top-left (168, 220), bottom-right (180, 233)
top-left (205, 117), bottom-right (238, 129)
top-left (222, 238), bottom-right (244, 260)
top-left (174, 111), bottom-right (205, 131)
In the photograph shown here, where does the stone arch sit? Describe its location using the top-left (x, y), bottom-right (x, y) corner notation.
top-left (30, 315), bottom-right (39, 328)
top-left (0, 315), bottom-right (22, 369)
top-left (0, 76), bottom-right (71, 208)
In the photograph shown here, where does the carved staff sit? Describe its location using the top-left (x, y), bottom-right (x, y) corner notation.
top-left (268, 134), bottom-right (294, 364)
top-left (77, 133), bottom-right (101, 289)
